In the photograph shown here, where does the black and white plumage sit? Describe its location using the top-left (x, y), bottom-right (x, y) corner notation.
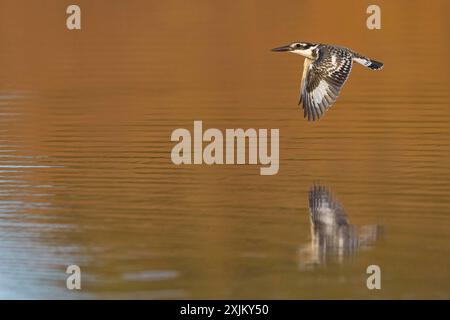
top-left (298, 185), bottom-right (382, 268)
top-left (309, 185), bottom-right (350, 228)
top-left (272, 42), bottom-right (383, 121)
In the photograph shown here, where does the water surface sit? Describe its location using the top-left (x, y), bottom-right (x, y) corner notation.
top-left (0, 0), bottom-right (449, 299)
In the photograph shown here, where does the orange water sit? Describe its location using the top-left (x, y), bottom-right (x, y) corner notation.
top-left (0, 0), bottom-right (449, 298)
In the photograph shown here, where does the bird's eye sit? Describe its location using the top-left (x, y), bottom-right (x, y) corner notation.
top-left (296, 44), bottom-right (302, 48)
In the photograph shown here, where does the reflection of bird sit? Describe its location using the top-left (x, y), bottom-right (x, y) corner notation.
top-left (298, 185), bottom-right (382, 269)
top-left (272, 42), bottom-right (383, 121)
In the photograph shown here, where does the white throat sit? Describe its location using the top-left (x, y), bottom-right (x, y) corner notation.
top-left (290, 45), bottom-right (318, 59)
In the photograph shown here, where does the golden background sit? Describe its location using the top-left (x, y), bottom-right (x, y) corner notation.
top-left (0, 0), bottom-right (449, 298)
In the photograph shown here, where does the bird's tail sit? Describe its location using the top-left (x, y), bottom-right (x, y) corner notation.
top-left (352, 54), bottom-right (384, 70)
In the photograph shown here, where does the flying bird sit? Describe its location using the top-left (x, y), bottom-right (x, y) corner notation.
top-left (272, 42), bottom-right (383, 121)
top-left (298, 185), bottom-right (382, 268)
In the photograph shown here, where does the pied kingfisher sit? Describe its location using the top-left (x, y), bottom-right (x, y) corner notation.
top-left (298, 185), bottom-right (382, 268)
top-left (272, 42), bottom-right (383, 121)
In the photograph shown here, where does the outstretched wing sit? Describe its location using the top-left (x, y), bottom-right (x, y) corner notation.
top-left (300, 47), bottom-right (353, 121)
top-left (308, 185), bottom-right (348, 226)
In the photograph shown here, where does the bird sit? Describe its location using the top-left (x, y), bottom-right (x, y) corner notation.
top-left (298, 185), bottom-right (382, 268)
top-left (272, 42), bottom-right (383, 121)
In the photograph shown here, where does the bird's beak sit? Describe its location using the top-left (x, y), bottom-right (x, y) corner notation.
top-left (271, 45), bottom-right (292, 52)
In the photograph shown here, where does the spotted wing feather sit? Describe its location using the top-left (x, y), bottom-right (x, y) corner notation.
top-left (309, 185), bottom-right (349, 226)
top-left (300, 47), bottom-right (353, 121)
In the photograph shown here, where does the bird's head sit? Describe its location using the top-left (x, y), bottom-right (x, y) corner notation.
top-left (271, 42), bottom-right (317, 59)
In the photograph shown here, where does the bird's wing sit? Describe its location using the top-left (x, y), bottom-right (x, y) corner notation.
top-left (300, 48), bottom-right (353, 121)
top-left (308, 185), bottom-right (349, 226)
top-left (299, 58), bottom-right (313, 105)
